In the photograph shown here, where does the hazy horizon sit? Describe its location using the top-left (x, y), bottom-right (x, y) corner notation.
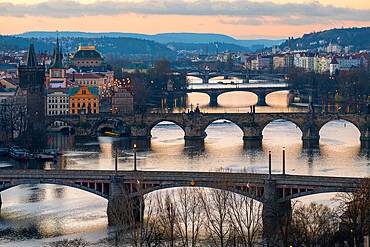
top-left (0, 0), bottom-right (369, 39)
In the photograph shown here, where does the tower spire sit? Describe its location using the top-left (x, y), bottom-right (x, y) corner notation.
top-left (26, 41), bottom-right (38, 67)
top-left (50, 31), bottom-right (64, 69)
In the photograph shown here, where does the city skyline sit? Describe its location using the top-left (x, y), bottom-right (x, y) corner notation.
top-left (0, 0), bottom-right (369, 39)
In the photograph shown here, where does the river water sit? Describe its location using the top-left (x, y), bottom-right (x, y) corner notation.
top-left (0, 83), bottom-right (369, 246)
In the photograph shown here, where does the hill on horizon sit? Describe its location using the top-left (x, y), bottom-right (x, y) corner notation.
top-left (279, 27), bottom-right (370, 51)
top-left (13, 31), bottom-right (285, 48)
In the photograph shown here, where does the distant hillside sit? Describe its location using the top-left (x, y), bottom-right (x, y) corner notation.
top-left (14, 31), bottom-right (285, 49)
top-left (167, 42), bottom-right (250, 53)
top-left (0, 35), bottom-right (176, 57)
top-left (0, 35), bottom-right (54, 52)
top-left (279, 27), bottom-right (370, 51)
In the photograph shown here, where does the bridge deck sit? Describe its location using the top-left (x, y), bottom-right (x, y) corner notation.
top-left (0, 170), bottom-right (363, 190)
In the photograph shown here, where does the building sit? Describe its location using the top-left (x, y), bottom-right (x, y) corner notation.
top-left (330, 58), bottom-right (340, 75)
top-left (122, 62), bottom-right (150, 73)
top-left (46, 88), bottom-right (69, 116)
top-left (0, 77), bottom-right (18, 89)
top-left (66, 72), bottom-right (105, 91)
top-left (112, 87), bottom-right (134, 114)
top-left (49, 35), bottom-right (67, 88)
top-left (17, 43), bottom-right (46, 118)
top-left (70, 46), bottom-right (104, 68)
top-left (69, 87), bottom-right (99, 114)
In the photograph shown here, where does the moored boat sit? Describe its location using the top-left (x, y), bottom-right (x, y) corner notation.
top-left (0, 148), bottom-right (9, 156)
top-left (9, 148), bottom-right (33, 161)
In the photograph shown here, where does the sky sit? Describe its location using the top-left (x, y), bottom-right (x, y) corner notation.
top-left (0, 0), bottom-right (369, 39)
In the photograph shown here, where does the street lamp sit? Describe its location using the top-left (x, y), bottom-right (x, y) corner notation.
top-left (133, 144), bottom-right (137, 171)
top-left (282, 147), bottom-right (286, 175)
top-left (115, 148), bottom-right (118, 176)
top-left (268, 151), bottom-right (272, 180)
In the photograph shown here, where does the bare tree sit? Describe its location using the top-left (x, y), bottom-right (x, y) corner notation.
top-left (156, 192), bottom-right (178, 247)
top-left (175, 187), bottom-right (203, 247)
top-left (200, 188), bottom-right (232, 247)
top-left (290, 202), bottom-right (339, 247)
top-left (228, 193), bottom-right (263, 247)
top-left (336, 177), bottom-right (370, 247)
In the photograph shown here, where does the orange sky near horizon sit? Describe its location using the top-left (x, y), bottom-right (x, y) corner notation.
top-left (0, 0), bottom-right (369, 39)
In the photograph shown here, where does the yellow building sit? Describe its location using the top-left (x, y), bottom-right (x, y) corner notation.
top-left (70, 46), bottom-right (104, 68)
top-left (69, 87), bottom-right (99, 114)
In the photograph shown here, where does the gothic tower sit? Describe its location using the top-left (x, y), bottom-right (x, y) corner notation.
top-left (49, 33), bottom-right (67, 88)
top-left (18, 42), bottom-right (46, 141)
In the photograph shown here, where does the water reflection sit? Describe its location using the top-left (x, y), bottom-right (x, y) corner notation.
top-left (0, 90), bottom-right (368, 245)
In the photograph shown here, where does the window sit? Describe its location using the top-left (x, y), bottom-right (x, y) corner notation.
top-left (72, 109), bottom-right (75, 114)
top-left (72, 103), bottom-right (75, 107)
top-left (77, 103), bottom-right (80, 107)
top-left (82, 90), bottom-right (86, 95)
top-left (93, 103), bottom-right (96, 107)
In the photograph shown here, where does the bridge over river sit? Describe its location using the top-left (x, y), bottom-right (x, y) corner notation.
top-left (47, 112), bottom-right (370, 149)
top-left (186, 82), bottom-right (289, 106)
top-left (0, 169), bottom-right (365, 241)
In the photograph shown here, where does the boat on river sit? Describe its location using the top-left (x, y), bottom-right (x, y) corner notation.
top-left (9, 148), bottom-right (33, 161)
top-left (0, 148), bottom-right (9, 156)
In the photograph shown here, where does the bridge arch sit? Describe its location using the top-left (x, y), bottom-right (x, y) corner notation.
top-left (132, 184), bottom-right (262, 202)
top-left (217, 91), bottom-right (258, 107)
top-left (148, 120), bottom-right (186, 138)
top-left (260, 118), bottom-right (304, 135)
top-left (0, 180), bottom-right (109, 199)
top-left (202, 118), bottom-right (245, 135)
top-left (278, 188), bottom-right (355, 202)
top-left (318, 118), bottom-right (362, 137)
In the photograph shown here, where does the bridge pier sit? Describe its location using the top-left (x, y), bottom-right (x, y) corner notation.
top-left (184, 137), bottom-right (205, 150)
top-left (107, 177), bottom-right (144, 226)
top-left (243, 125), bottom-right (263, 149)
top-left (360, 137), bottom-right (369, 149)
top-left (243, 136), bottom-right (263, 149)
top-left (262, 180), bottom-right (292, 246)
top-left (302, 122), bottom-right (320, 148)
top-left (256, 92), bottom-right (268, 106)
top-left (208, 93), bottom-right (218, 107)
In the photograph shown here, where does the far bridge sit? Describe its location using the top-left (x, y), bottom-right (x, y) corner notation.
top-left (0, 169), bottom-right (365, 241)
top-left (185, 72), bottom-right (287, 84)
top-left (186, 82), bottom-right (289, 106)
top-left (46, 112), bottom-right (370, 149)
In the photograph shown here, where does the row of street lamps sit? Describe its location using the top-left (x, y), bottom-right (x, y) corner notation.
top-left (115, 145), bottom-right (287, 178)
top-left (268, 147), bottom-right (286, 180)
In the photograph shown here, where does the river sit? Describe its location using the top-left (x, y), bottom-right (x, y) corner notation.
top-left (0, 85), bottom-right (368, 246)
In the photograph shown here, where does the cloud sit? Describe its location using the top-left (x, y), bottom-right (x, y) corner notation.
top-left (0, 0), bottom-right (369, 26)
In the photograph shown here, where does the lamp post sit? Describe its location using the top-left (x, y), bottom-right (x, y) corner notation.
top-left (282, 147), bottom-right (286, 175)
top-left (133, 144), bottom-right (137, 171)
top-left (268, 150), bottom-right (272, 180)
top-left (115, 148), bottom-right (118, 176)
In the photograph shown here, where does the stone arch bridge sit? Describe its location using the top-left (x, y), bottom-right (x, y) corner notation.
top-left (47, 112), bottom-right (370, 149)
top-left (186, 85), bottom-right (288, 106)
top-left (0, 169), bottom-right (365, 241)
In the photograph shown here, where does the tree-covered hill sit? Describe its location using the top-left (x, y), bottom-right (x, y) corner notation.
top-left (279, 27), bottom-right (370, 51)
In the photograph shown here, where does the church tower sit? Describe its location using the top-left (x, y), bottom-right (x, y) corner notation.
top-left (49, 33), bottom-right (67, 88)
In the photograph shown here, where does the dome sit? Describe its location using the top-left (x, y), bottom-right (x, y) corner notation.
top-left (71, 46), bottom-right (103, 60)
